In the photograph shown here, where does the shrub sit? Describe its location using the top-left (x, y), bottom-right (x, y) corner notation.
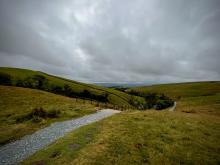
top-left (0, 72), bottom-right (12, 85)
top-left (31, 107), bottom-right (47, 118)
top-left (32, 75), bottom-right (48, 89)
top-left (51, 85), bottom-right (63, 94)
top-left (127, 91), bottom-right (174, 110)
top-left (81, 89), bottom-right (91, 97)
top-left (63, 84), bottom-right (72, 96)
top-left (31, 107), bottom-right (60, 118)
top-left (15, 107), bottom-right (60, 123)
top-left (14, 75), bottom-right (49, 89)
top-left (18, 77), bottom-right (35, 88)
top-left (16, 79), bottom-right (25, 87)
top-left (155, 99), bottom-right (174, 110)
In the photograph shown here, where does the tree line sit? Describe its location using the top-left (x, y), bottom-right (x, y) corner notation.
top-left (127, 90), bottom-right (174, 110)
top-left (0, 72), bottom-right (109, 103)
top-left (0, 72), bottom-right (174, 110)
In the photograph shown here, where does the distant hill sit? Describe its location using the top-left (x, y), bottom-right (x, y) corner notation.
top-left (128, 81), bottom-right (220, 100)
top-left (94, 82), bottom-right (152, 88)
top-left (0, 67), bottom-right (145, 107)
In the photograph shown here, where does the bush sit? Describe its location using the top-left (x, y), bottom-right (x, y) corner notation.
top-left (63, 84), bottom-right (73, 96)
top-left (51, 85), bottom-right (63, 94)
top-left (15, 107), bottom-right (60, 123)
top-left (15, 77), bottom-right (35, 88)
top-left (80, 89), bottom-right (90, 97)
top-left (31, 107), bottom-right (60, 118)
top-left (14, 75), bottom-right (49, 90)
top-left (127, 91), bottom-right (174, 110)
top-left (154, 99), bottom-right (174, 110)
top-left (31, 107), bottom-right (47, 118)
top-left (0, 72), bottom-right (12, 85)
top-left (16, 79), bottom-right (24, 87)
top-left (32, 75), bottom-right (48, 89)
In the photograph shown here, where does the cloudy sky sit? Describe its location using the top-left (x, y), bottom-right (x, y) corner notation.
top-left (0, 0), bottom-right (219, 83)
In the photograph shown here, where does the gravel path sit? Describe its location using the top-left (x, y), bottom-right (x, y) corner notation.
top-left (169, 102), bottom-right (176, 111)
top-left (0, 109), bottom-right (120, 165)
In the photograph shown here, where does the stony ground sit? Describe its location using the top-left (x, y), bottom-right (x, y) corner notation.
top-left (0, 109), bottom-right (120, 165)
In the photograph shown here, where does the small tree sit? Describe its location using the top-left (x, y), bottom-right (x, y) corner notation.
top-left (63, 84), bottom-right (74, 97)
top-left (16, 79), bottom-right (24, 87)
top-left (0, 73), bottom-right (12, 85)
top-left (51, 85), bottom-right (63, 94)
top-left (32, 75), bottom-right (48, 89)
top-left (81, 90), bottom-right (91, 98)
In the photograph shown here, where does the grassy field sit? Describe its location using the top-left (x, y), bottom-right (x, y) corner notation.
top-left (22, 82), bottom-right (220, 165)
top-left (129, 81), bottom-right (220, 100)
top-left (22, 111), bottom-right (220, 165)
top-left (0, 85), bottom-right (98, 145)
top-left (129, 81), bottom-right (220, 115)
top-left (0, 67), bottom-right (145, 107)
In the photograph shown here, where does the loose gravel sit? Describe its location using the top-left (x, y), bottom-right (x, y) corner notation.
top-left (0, 109), bottom-right (120, 165)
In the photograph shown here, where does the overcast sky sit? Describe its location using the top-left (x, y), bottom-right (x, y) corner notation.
top-left (0, 0), bottom-right (219, 83)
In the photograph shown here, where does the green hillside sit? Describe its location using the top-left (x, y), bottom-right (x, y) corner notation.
top-left (23, 82), bottom-right (220, 165)
top-left (128, 81), bottom-right (220, 115)
top-left (0, 67), bottom-right (145, 107)
top-left (128, 81), bottom-right (220, 99)
top-left (0, 85), bottom-right (98, 145)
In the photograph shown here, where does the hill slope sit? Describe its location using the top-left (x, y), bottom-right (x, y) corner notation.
top-left (128, 81), bottom-right (220, 115)
top-left (0, 67), bottom-right (145, 107)
top-left (129, 81), bottom-right (220, 99)
top-left (0, 85), bottom-right (97, 145)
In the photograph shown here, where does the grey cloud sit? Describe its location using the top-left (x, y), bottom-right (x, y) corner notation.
top-left (0, 0), bottom-right (219, 83)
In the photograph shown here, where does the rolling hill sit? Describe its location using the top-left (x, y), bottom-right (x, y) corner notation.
top-left (128, 81), bottom-right (220, 115)
top-left (128, 81), bottom-right (220, 100)
top-left (0, 67), bottom-right (145, 107)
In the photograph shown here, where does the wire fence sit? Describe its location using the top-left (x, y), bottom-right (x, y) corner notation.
top-left (72, 96), bottom-right (133, 111)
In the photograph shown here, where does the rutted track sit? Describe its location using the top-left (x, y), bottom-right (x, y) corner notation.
top-left (0, 109), bottom-right (120, 165)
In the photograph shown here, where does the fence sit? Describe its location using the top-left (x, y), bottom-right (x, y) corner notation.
top-left (72, 96), bottom-right (133, 111)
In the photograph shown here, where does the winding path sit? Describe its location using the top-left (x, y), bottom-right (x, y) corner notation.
top-left (169, 102), bottom-right (177, 111)
top-left (0, 109), bottom-right (120, 165)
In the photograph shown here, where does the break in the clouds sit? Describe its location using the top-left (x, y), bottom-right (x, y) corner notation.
top-left (0, 0), bottom-right (220, 83)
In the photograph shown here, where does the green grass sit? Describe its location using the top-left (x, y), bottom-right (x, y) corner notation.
top-left (22, 82), bottom-right (220, 165)
top-left (176, 93), bottom-right (220, 116)
top-left (0, 67), bottom-right (145, 106)
top-left (129, 81), bottom-right (220, 115)
top-left (22, 110), bottom-right (220, 165)
top-left (22, 122), bottom-right (103, 165)
top-left (129, 81), bottom-right (220, 100)
top-left (0, 85), bottom-right (98, 145)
